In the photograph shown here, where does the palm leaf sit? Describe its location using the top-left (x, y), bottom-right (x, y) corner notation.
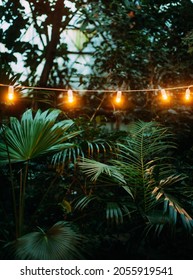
top-left (0, 109), bottom-right (81, 164)
top-left (164, 195), bottom-right (193, 230)
top-left (74, 194), bottom-right (98, 211)
top-left (152, 175), bottom-right (193, 230)
top-left (51, 140), bottom-right (113, 167)
top-left (78, 121), bottom-right (192, 233)
top-left (78, 158), bottom-right (126, 184)
top-left (12, 221), bottom-right (84, 260)
top-left (106, 202), bottom-right (123, 225)
top-left (115, 121), bottom-right (175, 176)
top-left (145, 211), bottom-right (171, 237)
top-left (51, 145), bottom-right (84, 167)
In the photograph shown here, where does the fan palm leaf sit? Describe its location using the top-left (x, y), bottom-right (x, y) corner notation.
top-left (12, 221), bottom-right (84, 260)
top-left (0, 109), bottom-right (81, 164)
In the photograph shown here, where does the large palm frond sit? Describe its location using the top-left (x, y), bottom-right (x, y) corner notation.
top-left (127, 120), bottom-right (176, 155)
top-left (12, 221), bottom-right (85, 260)
top-left (114, 121), bottom-right (176, 184)
top-left (0, 109), bottom-right (81, 164)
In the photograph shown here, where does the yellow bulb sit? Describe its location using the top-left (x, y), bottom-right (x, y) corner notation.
top-left (185, 94), bottom-right (190, 101)
top-left (115, 91), bottom-right (122, 104)
top-left (8, 93), bottom-right (14, 100)
top-left (115, 97), bottom-right (121, 103)
top-left (185, 88), bottom-right (191, 101)
top-left (68, 96), bottom-right (74, 103)
top-left (67, 89), bottom-right (74, 103)
top-left (161, 89), bottom-right (169, 102)
top-left (162, 94), bottom-right (168, 100)
top-left (7, 86), bottom-right (15, 101)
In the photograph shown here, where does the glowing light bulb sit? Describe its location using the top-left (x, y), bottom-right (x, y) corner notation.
top-left (67, 89), bottom-right (74, 103)
top-left (161, 89), bottom-right (168, 101)
top-left (8, 86), bottom-right (14, 101)
top-left (185, 88), bottom-right (191, 101)
top-left (115, 90), bottom-right (122, 103)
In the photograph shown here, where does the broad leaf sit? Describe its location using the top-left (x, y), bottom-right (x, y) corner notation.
top-left (12, 221), bottom-right (84, 260)
top-left (0, 109), bottom-right (81, 163)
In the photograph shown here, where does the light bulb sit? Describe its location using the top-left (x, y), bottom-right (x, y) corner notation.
top-left (67, 89), bottom-right (74, 103)
top-left (161, 89), bottom-right (169, 101)
top-left (185, 88), bottom-right (191, 101)
top-left (8, 86), bottom-right (14, 101)
top-left (115, 90), bottom-right (122, 103)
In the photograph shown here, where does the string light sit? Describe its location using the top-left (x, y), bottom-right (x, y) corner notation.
top-left (115, 90), bottom-right (122, 104)
top-left (67, 89), bottom-right (74, 103)
top-left (161, 88), bottom-right (169, 101)
top-left (0, 83), bottom-right (193, 93)
top-left (185, 88), bottom-right (191, 101)
top-left (1, 83), bottom-right (193, 107)
top-left (7, 86), bottom-right (14, 101)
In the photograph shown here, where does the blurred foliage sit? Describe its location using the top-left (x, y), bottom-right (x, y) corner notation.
top-left (1, 0), bottom-right (193, 88)
top-left (78, 0), bottom-right (193, 89)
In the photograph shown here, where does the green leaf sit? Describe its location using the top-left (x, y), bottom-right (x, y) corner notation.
top-left (0, 109), bottom-right (81, 164)
top-left (74, 195), bottom-right (98, 211)
top-left (106, 202), bottom-right (123, 225)
top-left (78, 158), bottom-right (126, 183)
top-left (11, 221), bottom-right (85, 260)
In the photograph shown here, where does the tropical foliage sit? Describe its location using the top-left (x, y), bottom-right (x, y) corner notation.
top-left (1, 0), bottom-right (193, 261)
top-left (78, 121), bottom-right (193, 237)
top-left (0, 108), bottom-right (81, 243)
top-left (51, 115), bottom-right (126, 168)
top-left (0, 108), bottom-right (80, 163)
top-left (1, 0), bottom-right (193, 89)
top-left (1, 110), bottom-right (193, 259)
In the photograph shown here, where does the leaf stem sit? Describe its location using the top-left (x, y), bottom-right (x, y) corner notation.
top-left (1, 126), bottom-right (19, 238)
top-left (18, 160), bottom-right (29, 237)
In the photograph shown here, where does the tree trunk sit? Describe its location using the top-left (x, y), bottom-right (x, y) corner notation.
top-left (39, 0), bottom-right (64, 86)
